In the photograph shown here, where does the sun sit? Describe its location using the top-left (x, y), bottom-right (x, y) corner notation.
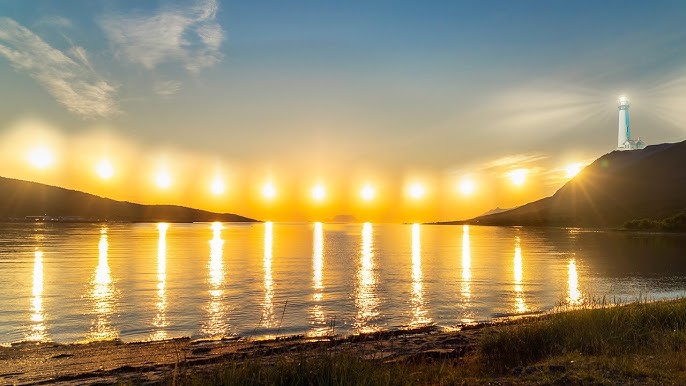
top-left (360, 184), bottom-right (375, 201)
top-left (565, 163), bottom-right (582, 178)
top-left (262, 182), bottom-right (276, 200)
top-left (27, 147), bottom-right (54, 169)
top-left (408, 183), bottom-right (425, 200)
top-left (210, 177), bottom-right (225, 195)
top-left (155, 171), bottom-right (172, 189)
top-left (509, 169), bottom-right (527, 186)
top-left (96, 160), bottom-right (114, 179)
top-left (459, 179), bottom-right (475, 195)
top-left (311, 184), bottom-right (326, 202)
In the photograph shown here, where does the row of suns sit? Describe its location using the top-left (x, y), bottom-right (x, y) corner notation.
top-left (24, 222), bottom-right (583, 343)
top-left (25, 146), bottom-right (585, 201)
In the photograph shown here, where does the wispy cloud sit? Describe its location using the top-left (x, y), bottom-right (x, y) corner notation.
top-left (484, 86), bottom-right (605, 137)
top-left (154, 80), bottom-right (182, 98)
top-left (0, 17), bottom-right (119, 119)
top-left (100, 0), bottom-right (224, 73)
top-left (480, 153), bottom-right (548, 170)
top-left (67, 45), bottom-right (94, 72)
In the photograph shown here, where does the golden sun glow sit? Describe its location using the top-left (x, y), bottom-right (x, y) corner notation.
top-left (262, 182), bottom-right (276, 200)
top-left (459, 179), bottom-right (475, 196)
top-left (27, 147), bottom-right (54, 169)
top-left (96, 160), bottom-right (114, 179)
top-left (311, 184), bottom-right (326, 202)
top-left (155, 171), bottom-right (172, 189)
top-left (408, 183), bottom-right (425, 200)
top-left (509, 169), bottom-right (527, 186)
top-left (565, 163), bottom-right (582, 178)
top-left (360, 184), bottom-right (375, 201)
top-left (210, 176), bottom-right (225, 195)
top-left (6, 125), bottom-right (594, 222)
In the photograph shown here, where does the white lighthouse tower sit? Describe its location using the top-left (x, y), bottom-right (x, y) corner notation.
top-left (617, 95), bottom-right (645, 150)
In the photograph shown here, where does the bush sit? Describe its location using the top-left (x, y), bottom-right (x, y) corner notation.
top-left (623, 212), bottom-right (686, 231)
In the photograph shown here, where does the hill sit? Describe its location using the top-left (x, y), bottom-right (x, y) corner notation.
top-left (453, 140), bottom-right (686, 227)
top-left (478, 206), bottom-right (517, 217)
top-left (0, 176), bottom-right (256, 223)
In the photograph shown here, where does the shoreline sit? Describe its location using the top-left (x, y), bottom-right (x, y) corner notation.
top-left (0, 324), bottom-right (487, 385)
top-left (5, 298), bottom-right (686, 384)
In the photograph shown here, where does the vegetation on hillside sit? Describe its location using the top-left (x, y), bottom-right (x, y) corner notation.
top-left (624, 212), bottom-right (686, 231)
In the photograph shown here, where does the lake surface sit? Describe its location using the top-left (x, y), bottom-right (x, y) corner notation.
top-left (1, 222), bottom-right (686, 345)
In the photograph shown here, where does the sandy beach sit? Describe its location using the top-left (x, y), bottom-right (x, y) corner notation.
top-left (0, 325), bottom-right (481, 385)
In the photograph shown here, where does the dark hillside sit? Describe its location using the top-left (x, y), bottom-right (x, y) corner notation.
top-left (462, 140), bottom-right (686, 227)
top-left (0, 176), bottom-right (256, 222)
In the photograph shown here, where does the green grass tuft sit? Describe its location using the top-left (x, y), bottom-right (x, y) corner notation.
top-left (478, 298), bottom-right (686, 369)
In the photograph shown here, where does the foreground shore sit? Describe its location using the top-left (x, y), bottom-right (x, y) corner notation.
top-left (4, 299), bottom-right (686, 385)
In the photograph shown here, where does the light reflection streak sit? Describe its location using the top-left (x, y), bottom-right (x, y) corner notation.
top-left (309, 222), bottom-right (327, 336)
top-left (27, 250), bottom-right (47, 341)
top-left (461, 225), bottom-right (471, 299)
top-left (567, 258), bottom-right (582, 306)
top-left (262, 222), bottom-right (276, 328)
top-left (354, 222), bottom-right (380, 333)
top-left (88, 227), bottom-right (118, 341)
top-left (410, 223), bottom-right (430, 327)
top-left (151, 223), bottom-right (168, 340)
top-left (202, 222), bottom-right (228, 337)
top-left (460, 225), bottom-right (474, 322)
top-left (513, 236), bottom-right (528, 313)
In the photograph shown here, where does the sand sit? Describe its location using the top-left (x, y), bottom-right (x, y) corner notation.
top-left (0, 325), bottom-right (485, 385)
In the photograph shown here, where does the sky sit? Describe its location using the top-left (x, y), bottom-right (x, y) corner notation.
top-left (1, 1), bottom-right (686, 222)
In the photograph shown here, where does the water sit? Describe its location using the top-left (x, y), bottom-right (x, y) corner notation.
top-left (1, 222), bottom-right (686, 345)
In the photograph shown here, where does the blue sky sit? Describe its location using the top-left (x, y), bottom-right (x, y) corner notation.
top-left (1, 1), bottom-right (686, 220)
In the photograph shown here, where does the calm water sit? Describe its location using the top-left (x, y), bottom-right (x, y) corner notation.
top-left (1, 222), bottom-right (686, 345)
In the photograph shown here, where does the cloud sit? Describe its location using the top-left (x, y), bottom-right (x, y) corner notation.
top-left (67, 45), bottom-right (94, 72)
top-left (100, 0), bottom-right (224, 73)
top-left (0, 17), bottom-right (119, 119)
top-left (480, 153), bottom-right (548, 170)
top-left (154, 80), bottom-right (182, 98)
top-left (484, 86), bottom-right (605, 137)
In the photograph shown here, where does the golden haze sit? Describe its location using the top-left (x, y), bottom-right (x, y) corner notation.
top-left (0, 119), bottom-right (590, 222)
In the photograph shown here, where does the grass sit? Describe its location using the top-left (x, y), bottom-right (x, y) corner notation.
top-left (479, 298), bottom-right (686, 368)
top-left (145, 298), bottom-right (686, 385)
top-left (159, 352), bottom-right (477, 386)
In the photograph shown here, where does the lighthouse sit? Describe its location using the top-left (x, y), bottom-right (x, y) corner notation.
top-left (617, 95), bottom-right (645, 150)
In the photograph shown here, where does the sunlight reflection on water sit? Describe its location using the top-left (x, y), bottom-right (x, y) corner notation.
top-left (202, 222), bottom-right (227, 337)
top-left (354, 222), bottom-right (380, 333)
top-left (151, 223), bottom-right (168, 341)
top-left (309, 222), bottom-right (327, 336)
top-left (410, 223), bottom-right (431, 327)
top-left (87, 227), bottom-right (118, 341)
top-left (261, 222), bottom-right (276, 328)
top-left (513, 235), bottom-right (528, 314)
top-left (27, 250), bottom-right (47, 342)
top-left (3, 222), bottom-right (686, 344)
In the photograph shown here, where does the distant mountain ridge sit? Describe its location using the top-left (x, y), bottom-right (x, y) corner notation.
top-left (444, 140), bottom-right (686, 227)
top-left (479, 206), bottom-right (517, 217)
top-left (0, 176), bottom-right (256, 223)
